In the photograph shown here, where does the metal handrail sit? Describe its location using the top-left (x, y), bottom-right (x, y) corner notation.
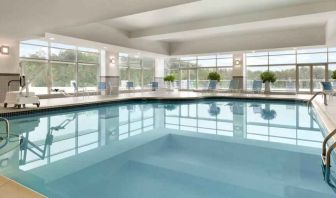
top-left (0, 117), bottom-right (9, 139)
top-left (307, 92), bottom-right (327, 107)
top-left (322, 128), bottom-right (336, 183)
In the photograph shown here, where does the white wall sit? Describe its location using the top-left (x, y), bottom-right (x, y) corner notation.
top-left (169, 25), bottom-right (326, 55)
top-left (0, 38), bottom-right (19, 74)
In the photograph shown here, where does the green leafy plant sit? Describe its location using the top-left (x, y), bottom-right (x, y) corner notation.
top-left (331, 70), bottom-right (336, 80)
top-left (207, 72), bottom-right (221, 82)
top-left (164, 75), bottom-right (175, 82)
top-left (260, 71), bottom-right (277, 83)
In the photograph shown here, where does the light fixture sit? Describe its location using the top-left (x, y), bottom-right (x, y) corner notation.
top-left (235, 59), bottom-right (241, 65)
top-left (49, 37), bottom-right (55, 40)
top-left (0, 46), bottom-right (9, 55)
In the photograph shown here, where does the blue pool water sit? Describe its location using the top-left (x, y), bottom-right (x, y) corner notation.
top-left (0, 99), bottom-right (335, 197)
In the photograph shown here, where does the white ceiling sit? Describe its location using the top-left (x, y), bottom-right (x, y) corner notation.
top-left (0, 0), bottom-right (197, 40)
top-left (2, 0), bottom-right (336, 55)
top-left (102, 0), bottom-right (327, 32)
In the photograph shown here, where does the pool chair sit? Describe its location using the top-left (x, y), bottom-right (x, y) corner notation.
top-left (208, 80), bottom-right (217, 91)
top-left (321, 81), bottom-right (335, 98)
top-left (151, 82), bottom-right (159, 91)
top-left (98, 82), bottom-right (107, 95)
top-left (127, 81), bottom-right (134, 90)
top-left (252, 80), bottom-right (262, 93)
top-left (71, 80), bottom-right (96, 96)
top-left (286, 81), bottom-right (296, 93)
top-left (228, 79), bottom-right (240, 93)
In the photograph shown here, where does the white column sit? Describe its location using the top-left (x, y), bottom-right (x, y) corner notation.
top-left (232, 53), bottom-right (244, 89)
top-left (100, 50), bottom-right (119, 95)
top-left (155, 58), bottom-right (165, 87)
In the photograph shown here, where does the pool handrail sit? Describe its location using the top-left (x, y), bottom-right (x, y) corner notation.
top-left (307, 92), bottom-right (327, 108)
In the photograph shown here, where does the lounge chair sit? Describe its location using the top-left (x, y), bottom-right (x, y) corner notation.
top-left (321, 81), bottom-right (335, 98)
top-left (71, 80), bottom-right (96, 96)
top-left (127, 81), bottom-right (134, 90)
top-left (151, 82), bottom-right (159, 91)
top-left (252, 80), bottom-right (262, 93)
top-left (228, 79), bottom-right (240, 93)
top-left (98, 82), bottom-right (107, 95)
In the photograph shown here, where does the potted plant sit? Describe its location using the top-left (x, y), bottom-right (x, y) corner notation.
top-left (260, 71), bottom-right (277, 94)
top-left (207, 72), bottom-right (221, 89)
top-left (164, 75), bottom-right (175, 90)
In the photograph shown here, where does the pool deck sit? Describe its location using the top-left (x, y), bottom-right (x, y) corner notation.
top-left (0, 91), bottom-right (335, 197)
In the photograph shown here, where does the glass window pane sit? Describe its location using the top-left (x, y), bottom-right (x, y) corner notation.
top-left (246, 56), bottom-right (268, 65)
top-left (197, 59), bottom-right (216, 67)
top-left (50, 48), bottom-right (76, 62)
top-left (269, 55), bottom-right (296, 64)
top-left (269, 65), bottom-right (296, 92)
top-left (119, 67), bottom-right (128, 89)
top-left (78, 64), bottom-right (97, 89)
top-left (198, 68), bottom-right (216, 89)
top-left (51, 63), bottom-right (76, 92)
top-left (217, 58), bottom-right (233, 66)
top-left (78, 51), bottom-right (99, 64)
top-left (197, 55), bottom-right (216, 59)
top-left (297, 53), bottom-right (327, 64)
top-left (269, 50), bottom-right (295, 55)
top-left (297, 48), bottom-right (327, 53)
top-left (129, 68), bottom-right (142, 89)
top-left (328, 64), bottom-right (336, 82)
top-left (21, 61), bottom-right (49, 94)
top-left (246, 66), bottom-right (268, 90)
top-left (328, 52), bottom-right (336, 63)
top-left (20, 44), bottom-right (48, 59)
top-left (218, 68), bottom-right (232, 89)
top-left (313, 65), bottom-right (325, 92)
top-left (143, 68), bottom-right (154, 88)
top-left (180, 60), bottom-right (196, 68)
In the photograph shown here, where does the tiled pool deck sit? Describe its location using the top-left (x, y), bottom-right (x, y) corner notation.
top-left (0, 91), bottom-right (335, 197)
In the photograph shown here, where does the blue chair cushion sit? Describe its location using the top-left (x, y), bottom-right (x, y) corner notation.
top-left (98, 82), bottom-right (106, 90)
top-left (321, 82), bottom-right (333, 91)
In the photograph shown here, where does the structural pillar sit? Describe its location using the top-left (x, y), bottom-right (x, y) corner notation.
top-left (100, 50), bottom-right (119, 95)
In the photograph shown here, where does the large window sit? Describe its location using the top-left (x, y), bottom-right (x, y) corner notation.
top-left (165, 54), bottom-right (233, 90)
top-left (118, 53), bottom-right (155, 90)
top-left (20, 40), bottom-right (100, 95)
top-left (245, 48), bottom-right (336, 93)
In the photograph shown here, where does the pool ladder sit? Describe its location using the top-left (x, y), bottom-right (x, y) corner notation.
top-left (0, 117), bottom-right (10, 149)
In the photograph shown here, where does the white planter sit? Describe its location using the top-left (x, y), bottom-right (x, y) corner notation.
top-left (166, 81), bottom-right (174, 90)
top-left (264, 81), bottom-right (271, 94)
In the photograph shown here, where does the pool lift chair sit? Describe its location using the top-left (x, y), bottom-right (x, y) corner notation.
top-left (4, 74), bottom-right (40, 109)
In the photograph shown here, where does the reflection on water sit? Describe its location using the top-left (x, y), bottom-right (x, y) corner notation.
top-left (0, 100), bottom-right (323, 171)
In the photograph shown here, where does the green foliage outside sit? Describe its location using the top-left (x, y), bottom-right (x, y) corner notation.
top-left (260, 71), bottom-right (277, 83)
top-left (207, 72), bottom-right (221, 82)
top-left (22, 47), bottom-right (99, 90)
top-left (331, 70), bottom-right (336, 80)
top-left (164, 75), bottom-right (175, 82)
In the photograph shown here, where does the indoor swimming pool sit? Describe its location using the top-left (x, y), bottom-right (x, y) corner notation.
top-left (0, 99), bottom-right (335, 197)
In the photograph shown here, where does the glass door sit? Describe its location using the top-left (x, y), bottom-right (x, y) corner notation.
top-left (181, 70), bottom-right (189, 89)
top-left (297, 64), bottom-right (326, 93)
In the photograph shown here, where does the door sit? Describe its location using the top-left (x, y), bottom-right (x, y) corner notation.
top-left (297, 64), bottom-right (326, 93)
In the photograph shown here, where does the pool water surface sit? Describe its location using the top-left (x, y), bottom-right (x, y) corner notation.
top-left (0, 99), bottom-right (335, 197)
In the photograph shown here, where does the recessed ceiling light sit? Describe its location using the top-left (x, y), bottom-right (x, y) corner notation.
top-left (49, 37), bottom-right (55, 40)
